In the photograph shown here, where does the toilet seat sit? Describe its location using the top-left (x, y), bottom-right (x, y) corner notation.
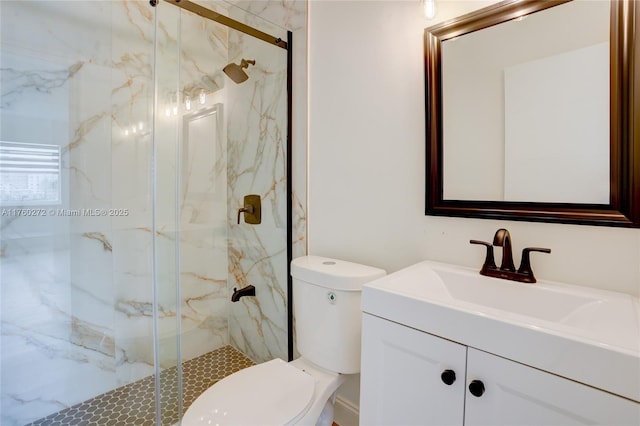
top-left (182, 358), bottom-right (315, 426)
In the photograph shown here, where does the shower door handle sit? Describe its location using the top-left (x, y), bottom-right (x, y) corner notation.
top-left (237, 195), bottom-right (261, 224)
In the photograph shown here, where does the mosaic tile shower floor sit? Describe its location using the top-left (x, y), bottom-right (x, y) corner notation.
top-left (25, 345), bottom-right (255, 426)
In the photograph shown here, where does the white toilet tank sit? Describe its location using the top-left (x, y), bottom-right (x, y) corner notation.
top-left (291, 256), bottom-right (385, 374)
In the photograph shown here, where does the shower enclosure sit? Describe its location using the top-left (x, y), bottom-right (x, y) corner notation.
top-left (0, 0), bottom-right (292, 424)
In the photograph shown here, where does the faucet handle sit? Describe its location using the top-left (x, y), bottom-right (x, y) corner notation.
top-left (517, 247), bottom-right (551, 283)
top-left (470, 240), bottom-right (497, 274)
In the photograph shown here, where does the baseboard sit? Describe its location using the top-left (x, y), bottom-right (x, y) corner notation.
top-left (334, 396), bottom-right (359, 426)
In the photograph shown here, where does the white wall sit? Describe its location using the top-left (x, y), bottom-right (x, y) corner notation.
top-left (307, 0), bottom-right (640, 420)
top-left (308, 0), bottom-right (640, 298)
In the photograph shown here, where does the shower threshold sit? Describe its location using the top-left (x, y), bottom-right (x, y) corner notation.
top-left (25, 345), bottom-right (254, 426)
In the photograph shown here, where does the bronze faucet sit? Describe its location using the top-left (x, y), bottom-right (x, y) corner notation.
top-left (470, 228), bottom-right (550, 283)
top-left (492, 228), bottom-right (515, 272)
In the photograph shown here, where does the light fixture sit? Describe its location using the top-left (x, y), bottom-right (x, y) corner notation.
top-left (170, 93), bottom-right (178, 116)
top-left (422, 0), bottom-right (437, 19)
top-left (121, 120), bottom-right (149, 139)
top-left (161, 90), bottom-right (206, 120)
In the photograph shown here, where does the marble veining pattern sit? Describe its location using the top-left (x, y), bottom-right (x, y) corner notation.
top-left (226, 22), bottom-right (290, 362)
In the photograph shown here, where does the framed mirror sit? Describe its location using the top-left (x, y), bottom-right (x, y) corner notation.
top-left (425, 0), bottom-right (639, 227)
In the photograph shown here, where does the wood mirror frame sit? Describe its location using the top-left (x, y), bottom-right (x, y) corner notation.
top-left (425, 0), bottom-right (639, 227)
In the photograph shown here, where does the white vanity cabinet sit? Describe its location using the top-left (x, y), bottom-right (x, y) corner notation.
top-left (360, 313), bottom-right (467, 425)
top-left (464, 346), bottom-right (639, 425)
top-left (360, 313), bottom-right (640, 426)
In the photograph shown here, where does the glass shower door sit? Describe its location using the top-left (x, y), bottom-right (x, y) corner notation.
top-left (0, 1), bottom-right (160, 425)
top-left (0, 0), bottom-right (290, 424)
top-left (156, 0), bottom-right (291, 418)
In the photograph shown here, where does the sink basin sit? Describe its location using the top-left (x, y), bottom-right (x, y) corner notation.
top-left (362, 260), bottom-right (640, 402)
top-left (434, 268), bottom-right (601, 323)
top-left (426, 265), bottom-right (638, 351)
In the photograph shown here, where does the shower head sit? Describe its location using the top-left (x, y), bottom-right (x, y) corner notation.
top-left (223, 59), bottom-right (256, 84)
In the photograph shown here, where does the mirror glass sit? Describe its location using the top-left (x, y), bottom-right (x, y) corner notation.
top-left (425, 0), bottom-right (639, 227)
top-left (441, 0), bottom-right (610, 203)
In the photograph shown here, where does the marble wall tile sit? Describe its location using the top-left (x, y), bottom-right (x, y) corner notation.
top-left (68, 231), bottom-right (114, 350)
top-left (112, 227), bottom-right (155, 385)
top-left (154, 1), bottom-right (233, 366)
top-left (226, 24), bottom-right (289, 362)
top-left (179, 5), bottom-right (229, 96)
top-left (226, 0), bottom-right (309, 261)
top-left (0, 236), bottom-right (118, 426)
top-left (109, 0), bottom-right (156, 388)
top-left (229, 0), bottom-right (307, 33)
top-left (179, 227), bottom-right (229, 360)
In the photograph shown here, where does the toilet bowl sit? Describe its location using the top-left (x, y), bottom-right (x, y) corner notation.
top-left (182, 256), bottom-right (385, 425)
top-left (181, 358), bottom-right (345, 426)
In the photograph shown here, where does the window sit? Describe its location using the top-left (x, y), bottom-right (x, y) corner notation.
top-left (0, 141), bottom-right (61, 206)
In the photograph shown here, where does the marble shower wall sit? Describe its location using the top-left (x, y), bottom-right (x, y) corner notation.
top-left (226, 0), bottom-right (308, 262)
top-left (226, 29), bottom-right (289, 362)
top-left (220, 0), bottom-right (307, 364)
top-left (184, 0), bottom-right (306, 363)
top-left (175, 3), bottom-right (231, 363)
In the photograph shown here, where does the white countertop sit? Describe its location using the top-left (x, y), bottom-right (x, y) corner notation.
top-left (361, 260), bottom-right (640, 402)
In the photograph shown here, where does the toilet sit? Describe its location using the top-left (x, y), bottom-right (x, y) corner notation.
top-left (182, 255), bottom-right (386, 426)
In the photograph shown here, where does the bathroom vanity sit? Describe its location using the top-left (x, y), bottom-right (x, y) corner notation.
top-left (359, 261), bottom-right (640, 425)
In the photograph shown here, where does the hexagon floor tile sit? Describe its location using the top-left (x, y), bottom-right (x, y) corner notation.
top-left (26, 345), bottom-right (255, 426)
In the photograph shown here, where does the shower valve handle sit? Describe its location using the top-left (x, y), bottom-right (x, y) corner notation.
top-left (237, 205), bottom-right (254, 224)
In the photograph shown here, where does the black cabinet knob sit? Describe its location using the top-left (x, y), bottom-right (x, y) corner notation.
top-left (440, 369), bottom-right (456, 385)
top-left (469, 379), bottom-right (485, 397)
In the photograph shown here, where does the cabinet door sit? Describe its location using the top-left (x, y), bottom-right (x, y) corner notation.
top-left (360, 313), bottom-right (467, 426)
top-left (465, 348), bottom-right (640, 426)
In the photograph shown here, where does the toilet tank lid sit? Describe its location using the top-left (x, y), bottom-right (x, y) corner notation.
top-left (291, 256), bottom-right (386, 291)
